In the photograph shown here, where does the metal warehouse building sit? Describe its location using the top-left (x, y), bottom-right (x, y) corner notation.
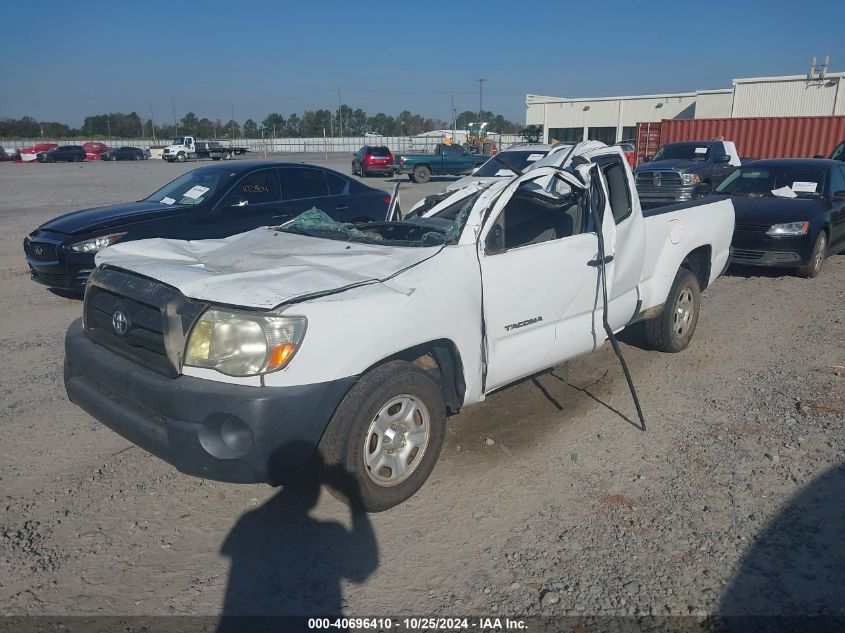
top-left (526, 71), bottom-right (845, 145)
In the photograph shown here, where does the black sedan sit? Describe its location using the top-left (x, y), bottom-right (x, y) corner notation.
top-left (101, 146), bottom-right (147, 161)
top-left (718, 159), bottom-right (845, 277)
top-left (36, 145), bottom-right (87, 162)
top-left (24, 161), bottom-right (393, 292)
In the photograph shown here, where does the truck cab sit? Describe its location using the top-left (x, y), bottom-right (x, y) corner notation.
top-left (162, 136), bottom-right (196, 162)
top-left (634, 140), bottom-right (741, 209)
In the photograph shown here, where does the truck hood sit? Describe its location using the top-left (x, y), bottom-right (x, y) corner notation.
top-left (39, 201), bottom-right (187, 235)
top-left (636, 159), bottom-right (707, 173)
top-left (95, 228), bottom-right (442, 309)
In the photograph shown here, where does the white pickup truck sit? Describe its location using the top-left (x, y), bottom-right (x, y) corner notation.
top-left (64, 142), bottom-right (734, 511)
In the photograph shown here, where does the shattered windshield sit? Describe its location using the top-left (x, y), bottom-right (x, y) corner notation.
top-left (272, 200), bottom-right (476, 248)
top-left (474, 150), bottom-right (549, 177)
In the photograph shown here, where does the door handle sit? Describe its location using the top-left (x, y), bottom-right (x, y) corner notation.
top-left (271, 214), bottom-right (291, 220)
top-left (587, 255), bottom-right (614, 267)
top-left (335, 205), bottom-right (349, 211)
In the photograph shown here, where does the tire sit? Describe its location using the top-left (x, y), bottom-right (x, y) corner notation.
top-left (797, 231), bottom-right (827, 278)
top-left (109, 155), bottom-right (117, 161)
top-left (224, 151), bottom-right (233, 160)
top-left (318, 360), bottom-right (447, 512)
top-left (176, 152), bottom-right (187, 163)
top-left (412, 165), bottom-right (431, 184)
top-left (408, 173), bottom-right (417, 183)
top-left (643, 267), bottom-right (701, 353)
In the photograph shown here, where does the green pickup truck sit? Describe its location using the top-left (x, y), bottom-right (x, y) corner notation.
top-left (398, 143), bottom-right (490, 183)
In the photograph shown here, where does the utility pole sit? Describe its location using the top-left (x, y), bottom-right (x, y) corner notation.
top-left (106, 118), bottom-right (111, 137)
top-left (148, 101), bottom-right (157, 143)
top-left (451, 91), bottom-right (455, 136)
top-left (231, 104), bottom-right (235, 139)
top-left (477, 77), bottom-right (486, 122)
top-left (338, 88), bottom-right (343, 138)
top-left (171, 97), bottom-right (178, 135)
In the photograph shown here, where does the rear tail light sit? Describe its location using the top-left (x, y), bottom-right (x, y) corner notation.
top-left (364, 154), bottom-right (373, 162)
top-left (383, 197), bottom-right (391, 204)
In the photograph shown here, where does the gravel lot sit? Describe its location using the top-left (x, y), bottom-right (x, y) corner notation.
top-left (1, 156), bottom-right (844, 621)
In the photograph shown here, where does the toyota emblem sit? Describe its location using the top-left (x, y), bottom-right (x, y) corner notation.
top-left (112, 310), bottom-right (130, 336)
top-left (33, 245), bottom-right (43, 256)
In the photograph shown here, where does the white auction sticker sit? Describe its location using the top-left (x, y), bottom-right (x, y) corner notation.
top-left (526, 153), bottom-right (545, 161)
top-left (160, 196), bottom-right (176, 205)
top-left (791, 181), bottom-right (817, 193)
top-left (182, 185), bottom-right (210, 199)
top-left (694, 147), bottom-right (708, 154)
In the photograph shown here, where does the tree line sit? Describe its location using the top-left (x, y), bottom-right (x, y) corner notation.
top-left (0, 106), bottom-right (522, 139)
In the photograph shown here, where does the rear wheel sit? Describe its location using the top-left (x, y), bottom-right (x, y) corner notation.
top-left (318, 360), bottom-right (447, 512)
top-left (643, 267), bottom-right (701, 353)
top-left (224, 151), bottom-right (233, 160)
top-left (413, 165), bottom-right (431, 184)
top-left (797, 231), bottom-right (827, 278)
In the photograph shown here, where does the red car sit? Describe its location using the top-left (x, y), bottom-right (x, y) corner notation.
top-left (352, 145), bottom-right (395, 177)
top-left (615, 141), bottom-right (636, 168)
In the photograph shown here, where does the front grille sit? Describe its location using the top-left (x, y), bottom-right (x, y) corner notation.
top-left (24, 240), bottom-right (58, 261)
top-left (30, 269), bottom-right (83, 287)
top-left (732, 248), bottom-right (765, 260)
top-left (735, 222), bottom-right (770, 233)
top-left (635, 171), bottom-right (683, 187)
top-left (84, 268), bottom-right (208, 377)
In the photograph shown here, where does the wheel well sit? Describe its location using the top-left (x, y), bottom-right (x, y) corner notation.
top-left (365, 339), bottom-right (465, 415)
top-left (414, 163), bottom-right (432, 172)
top-left (682, 245), bottom-right (712, 290)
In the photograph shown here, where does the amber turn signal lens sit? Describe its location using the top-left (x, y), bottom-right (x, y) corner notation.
top-left (267, 343), bottom-right (297, 370)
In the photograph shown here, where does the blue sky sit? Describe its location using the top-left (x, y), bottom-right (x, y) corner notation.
top-left (1, 0), bottom-right (843, 127)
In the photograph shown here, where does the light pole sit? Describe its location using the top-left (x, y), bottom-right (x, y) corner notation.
top-left (477, 77), bottom-right (486, 122)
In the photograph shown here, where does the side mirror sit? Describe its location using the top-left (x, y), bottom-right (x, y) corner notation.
top-left (716, 155), bottom-right (732, 163)
top-left (833, 190), bottom-right (845, 201)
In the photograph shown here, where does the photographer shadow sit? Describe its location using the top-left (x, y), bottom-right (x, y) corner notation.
top-left (217, 443), bottom-right (379, 630)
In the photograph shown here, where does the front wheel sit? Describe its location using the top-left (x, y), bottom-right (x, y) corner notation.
top-left (110, 155), bottom-right (118, 161)
top-left (643, 267), bottom-right (701, 353)
top-left (412, 165), bottom-right (431, 184)
top-left (176, 152), bottom-right (187, 162)
top-left (318, 360), bottom-right (447, 512)
top-left (797, 231), bottom-right (827, 278)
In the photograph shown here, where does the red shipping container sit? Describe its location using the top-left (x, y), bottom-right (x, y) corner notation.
top-left (640, 116), bottom-right (845, 161)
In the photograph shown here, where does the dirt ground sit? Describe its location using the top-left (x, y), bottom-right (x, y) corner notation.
top-left (1, 157), bottom-right (844, 620)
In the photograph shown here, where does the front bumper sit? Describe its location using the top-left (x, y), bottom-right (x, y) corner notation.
top-left (23, 234), bottom-right (94, 291)
top-left (730, 233), bottom-right (812, 268)
top-left (64, 319), bottom-right (356, 484)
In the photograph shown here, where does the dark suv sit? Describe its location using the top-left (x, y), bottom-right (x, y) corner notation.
top-left (352, 145), bottom-right (395, 177)
top-left (37, 145), bottom-right (87, 163)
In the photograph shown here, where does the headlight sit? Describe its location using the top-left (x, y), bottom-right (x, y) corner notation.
top-left (184, 309), bottom-right (306, 377)
top-left (681, 173), bottom-right (701, 185)
top-left (68, 233), bottom-right (126, 253)
top-left (766, 221), bottom-right (809, 236)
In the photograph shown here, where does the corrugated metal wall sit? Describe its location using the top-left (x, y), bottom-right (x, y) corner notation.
top-left (694, 91), bottom-right (733, 118)
top-left (657, 116), bottom-right (845, 159)
top-left (731, 78), bottom-right (841, 117)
